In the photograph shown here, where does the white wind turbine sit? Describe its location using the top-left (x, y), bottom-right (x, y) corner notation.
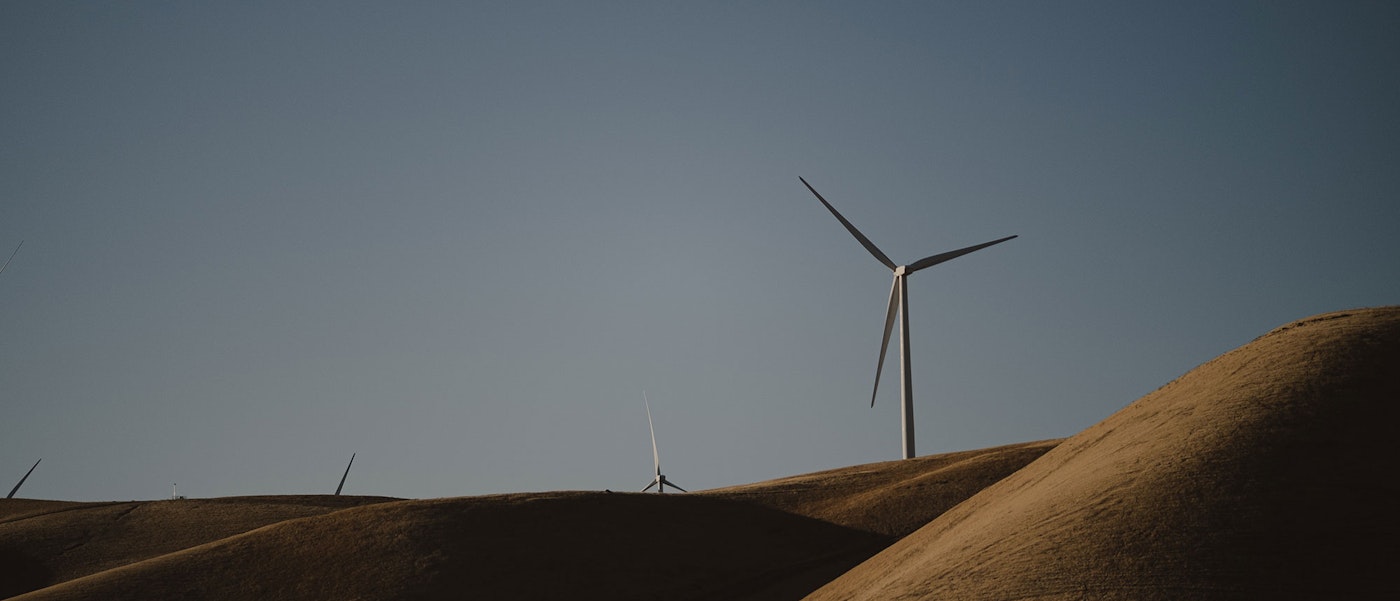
top-left (640, 392), bottom-right (686, 493)
top-left (801, 177), bottom-right (1016, 460)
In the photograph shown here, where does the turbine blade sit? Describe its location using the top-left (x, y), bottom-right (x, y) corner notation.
top-left (642, 479), bottom-right (658, 493)
top-left (872, 276), bottom-right (901, 407)
top-left (644, 391), bottom-right (660, 473)
top-left (906, 235), bottom-right (1017, 274)
top-left (800, 177), bottom-right (897, 271)
top-left (7, 458), bottom-right (41, 499)
top-left (335, 452), bottom-right (355, 496)
top-left (663, 478), bottom-right (687, 493)
top-left (0, 240), bottom-right (23, 276)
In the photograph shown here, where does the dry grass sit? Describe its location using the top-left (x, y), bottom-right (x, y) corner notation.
top-left (0, 495), bottom-right (396, 598)
top-left (703, 439), bottom-right (1059, 537)
top-left (5, 307), bottom-right (1395, 600)
top-left (0, 446), bottom-right (1043, 600)
top-left (806, 306), bottom-right (1400, 600)
top-left (6, 493), bottom-right (885, 600)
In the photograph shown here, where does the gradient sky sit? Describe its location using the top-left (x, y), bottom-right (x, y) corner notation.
top-left (3, 2), bottom-right (1397, 502)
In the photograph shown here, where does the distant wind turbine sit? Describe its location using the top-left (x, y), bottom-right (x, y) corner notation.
top-left (335, 453), bottom-right (355, 496)
top-left (641, 392), bottom-right (686, 494)
top-left (0, 240), bottom-right (22, 276)
top-left (7, 458), bottom-right (41, 499)
top-left (801, 177), bottom-right (1016, 460)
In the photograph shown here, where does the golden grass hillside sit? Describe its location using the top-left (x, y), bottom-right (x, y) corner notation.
top-left (1, 443), bottom-right (1054, 600)
top-left (8, 493), bottom-right (886, 601)
top-left (0, 496), bottom-right (396, 598)
top-left (703, 439), bottom-right (1058, 537)
top-left (806, 307), bottom-right (1400, 600)
top-left (7, 307), bottom-right (1393, 600)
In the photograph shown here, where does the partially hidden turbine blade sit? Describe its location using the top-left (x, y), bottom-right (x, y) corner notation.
top-left (335, 452), bottom-right (355, 496)
top-left (906, 235), bottom-right (1018, 274)
top-left (663, 478), bottom-right (687, 493)
top-left (644, 391), bottom-right (660, 473)
top-left (642, 480), bottom-right (658, 493)
top-left (7, 458), bottom-right (41, 499)
top-left (800, 177), bottom-right (898, 271)
top-left (0, 240), bottom-right (22, 276)
top-left (872, 276), bottom-right (901, 407)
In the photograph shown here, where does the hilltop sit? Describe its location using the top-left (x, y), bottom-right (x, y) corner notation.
top-left (4, 306), bottom-right (1397, 600)
top-left (808, 307), bottom-right (1400, 600)
top-left (1, 444), bottom-right (1054, 600)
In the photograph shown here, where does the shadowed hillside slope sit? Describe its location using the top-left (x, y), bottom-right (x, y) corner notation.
top-left (11, 492), bottom-right (889, 601)
top-left (0, 495), bottom-right (397, 598)
top-left (0, 501), bottom-right (81, 523)
top-left (0, 440), bottom-right (1056, 600)
top-left (807, 307), bottom-right (1400, 600)
top-left (704, 439), bottom-right (1058, 537)
top-left (20, 306), bottom-right (1384, 601)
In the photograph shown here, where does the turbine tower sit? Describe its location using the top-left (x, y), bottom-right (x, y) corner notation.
top-left (335, 453), bottom-right (355, 496)
top-left (641, 392), bottom-right (686, 494)
top-left (7, 458), bottom-right (41, 499)
top-left (801, 177), bottom-right (1016, 460)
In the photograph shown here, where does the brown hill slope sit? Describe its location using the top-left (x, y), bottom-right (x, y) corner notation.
top-left (0, 501), bottom-right (81, 523)
top-left (11, 492), bottom-right (889, 601)
top-left (806, 307), bottom-right (1400, 600)
top-left (704, 439), bottom-right (1058, 537)
top-left (2, 441), bottom-right (1056, 600)
top-left (0, 495), bottom-right (397, 598)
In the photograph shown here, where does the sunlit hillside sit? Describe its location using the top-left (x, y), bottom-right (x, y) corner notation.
top-left (4, 307), bottom-right (1397, 600)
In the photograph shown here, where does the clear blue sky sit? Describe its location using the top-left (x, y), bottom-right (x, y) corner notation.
top-left (3, 2), bottom-right (1397, 501)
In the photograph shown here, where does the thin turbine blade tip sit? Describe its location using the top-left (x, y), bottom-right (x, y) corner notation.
top-left (906, 234), bottom-right (1018, 274)
top-left (644, 392), bottom-right (660, 472)
top-left (7, 458), bottom-right (41, 499)
top-left (799, 177), bottom-right (898, 270)
top-left (0, 240), bottom-right (23, 276)
top-left (872, 276), bottom-right (901, 407)
top-left (335, 453), bottom-right (355, 496)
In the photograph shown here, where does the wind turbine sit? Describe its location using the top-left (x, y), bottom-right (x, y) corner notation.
top-left (7, 458), bottom-right (41, 499)
top-left (640, 392), bottom-right (686, 494)
top-left (801, 177), bottom-right (1016, 460)
top-left (334, 453), bottom-right (355, 496)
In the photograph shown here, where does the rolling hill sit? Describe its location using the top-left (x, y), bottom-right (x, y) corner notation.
top-left (4, 306), bottom-right (1396, 600)
top-left (2, 444), bottom-right (1055, 600)
top-left (807, 306), bottom-right (1400, 600)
